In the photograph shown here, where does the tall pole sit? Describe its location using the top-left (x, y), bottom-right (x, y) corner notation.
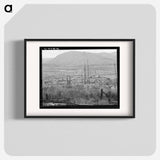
top-left (87, 59), bottom-right (90, 84)
top-left (114, 62), bottom-right (117, 76)
top-left (84, 63), bottom-right (86, 84)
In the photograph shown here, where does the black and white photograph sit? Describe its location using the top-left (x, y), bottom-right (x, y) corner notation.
top-left (40, 47), bottom-right (119, 109)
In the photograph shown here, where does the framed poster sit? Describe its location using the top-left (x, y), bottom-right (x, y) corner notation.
top-left (25, 39), bottom-right (135, 118)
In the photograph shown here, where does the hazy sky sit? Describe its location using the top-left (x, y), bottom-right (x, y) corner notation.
top-left (42, 49), bottom-right (117, 59)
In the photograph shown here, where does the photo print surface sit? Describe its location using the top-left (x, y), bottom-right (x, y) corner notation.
top-left (40, 47), bottom-right (119, 109)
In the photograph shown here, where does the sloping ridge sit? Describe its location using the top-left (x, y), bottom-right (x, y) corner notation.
top-left (44, 51), bottom-right (116, 66)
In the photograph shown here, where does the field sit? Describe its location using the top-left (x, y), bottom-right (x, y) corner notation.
top-left (42, 63), bottom-right (118, 107)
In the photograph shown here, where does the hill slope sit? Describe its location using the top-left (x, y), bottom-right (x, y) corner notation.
top-left (43, 51), bottom-right (116, 66)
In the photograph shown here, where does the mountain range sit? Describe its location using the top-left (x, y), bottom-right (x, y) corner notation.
top-left (43, 51), bottom-right (116, 67)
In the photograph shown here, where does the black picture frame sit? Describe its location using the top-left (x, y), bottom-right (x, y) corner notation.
top-left (24, 39), bottom-right (135, 118)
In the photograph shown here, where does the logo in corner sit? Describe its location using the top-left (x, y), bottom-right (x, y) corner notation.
top-left (4, 4), bottom-right (12, 13)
